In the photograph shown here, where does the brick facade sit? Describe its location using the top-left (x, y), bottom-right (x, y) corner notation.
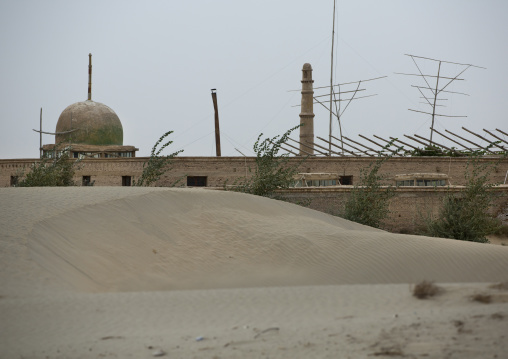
top-left (2, 156), bottom-right (507, 188)
top-left (1, 155), bottom-right (507, 233)
top-left (278, 186), bottom-right (508, 233)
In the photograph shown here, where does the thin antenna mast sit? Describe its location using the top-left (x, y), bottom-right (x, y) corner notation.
top-left (88, 53), bottom-right (92, 101)
top-left (430, 61), bottom-right (441, 144)
top-left (39, 108), bottom-right (42, 158)
top-left (328, 0), bottom-right (336, 155)
top-left (397, 54), bottom-right (485, 146)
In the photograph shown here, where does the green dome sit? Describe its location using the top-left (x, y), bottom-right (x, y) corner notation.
top-left (55, 100), bottom-right (123, 146)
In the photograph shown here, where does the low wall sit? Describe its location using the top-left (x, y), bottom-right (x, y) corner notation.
top-left (2, 156), bottom-right (507, 188)
top-left (278, 186), bottom-right (508, 234)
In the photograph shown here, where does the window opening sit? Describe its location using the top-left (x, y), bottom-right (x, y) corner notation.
top-left (187, 176), bottom-right (207, 187)
top-left (339, 176), bottom-right (353, 185)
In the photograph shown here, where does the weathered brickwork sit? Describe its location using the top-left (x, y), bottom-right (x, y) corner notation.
top-left (279, 186), bottom-right (508, 233)
top-left (1, 156), bottom-right (507, 233)
top-left (2, 156), bottom-right (507, 188)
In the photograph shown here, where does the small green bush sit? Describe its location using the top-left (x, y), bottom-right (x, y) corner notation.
top-left (424, 156), bottom-right (502, 243)
top-left (17, 149), bottom-right (77, 187)
top-left (408, 145), bottom-right (462, 157)
top-left (134, 131), bottom-right (183, 187)
top-left (233, 126), bottom-right (303, 198)
top-left (342, 157), bottom-right (394, 228)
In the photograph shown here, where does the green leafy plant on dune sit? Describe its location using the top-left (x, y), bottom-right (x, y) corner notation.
top-left (424, 155), bottom-right (503, 243)
top-left (342, 156), bottom-right (394, 228)
top-left (134, 130), bottom-right (183, 187)
top-left (17, 147), bottom-right (78, 187)
top-left (340, 141), bottom-right (401, 228)
top-left (231, 125), bottom-right (304, 198)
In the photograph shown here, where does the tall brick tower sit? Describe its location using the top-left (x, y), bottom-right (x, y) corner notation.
top-left (299, 63), bottom-right (315, 155)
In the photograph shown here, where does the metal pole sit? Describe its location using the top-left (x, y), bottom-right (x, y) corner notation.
top-left (88, 53), bottom-right (92, 101)
top-left (430, 61), bottom-right (441, 145)
top-left (39, 107), bottom-right (42, 158)
top-left (328, 0), bottom-right (336, 155)
top-left (211, 89), bottom-right (221, 157)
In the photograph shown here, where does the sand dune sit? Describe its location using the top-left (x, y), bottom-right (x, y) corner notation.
top-left (2, 187), bottom-right (507, 293)
top-left (1, 187), bottom-right (507, 358)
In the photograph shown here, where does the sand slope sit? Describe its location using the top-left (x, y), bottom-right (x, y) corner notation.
top-left (1, 187), bottom-right (507, 358)
top-left (2, 187), bottom-right (507, 293)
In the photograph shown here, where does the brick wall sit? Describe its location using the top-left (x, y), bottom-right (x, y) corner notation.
top-left (2, 156), bottom-right (507, 188)
top-left (1, 155), bottom-right (506, 234)
top-left (278, 186), bottom-right (508, 233)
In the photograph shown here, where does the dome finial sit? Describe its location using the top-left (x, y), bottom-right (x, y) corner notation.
top-left (88, 53), bottom-right (92, 101)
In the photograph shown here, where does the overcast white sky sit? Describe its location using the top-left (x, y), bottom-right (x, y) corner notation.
top-left (1, 0), bottom-right (507, 158)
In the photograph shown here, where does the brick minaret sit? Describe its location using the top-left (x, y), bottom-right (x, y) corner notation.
top-left (299, 63), bottom-right (314, 155)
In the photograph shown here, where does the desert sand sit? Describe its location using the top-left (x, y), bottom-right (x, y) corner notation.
top-left (1, 187), bottom-right (507, 358)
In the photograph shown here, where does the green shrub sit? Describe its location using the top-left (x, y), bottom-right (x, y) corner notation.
top-left (232, 126), bottom-right (303, 198)
top-left (408, 145), bottom-right (462, 157)
top-left (342, 156), bottom-right (394, 228)
top-left (424, 156), bottom-right (502, 243)
top-left (17, 149), bottom-right (77, 187)
top-left (134, 131), bottom-right (183, 187)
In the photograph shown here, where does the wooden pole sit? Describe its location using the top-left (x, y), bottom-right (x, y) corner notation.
top-left (211, 89), bottom-right (221, 156)
top-left (433, 128), bottom-right (472, 152)
top-left (317, 136), bottom-right (358, 156)
top-left (483, 129), bottom-right (508, 146)
top-left (276, 140), bottom-right (314, 156)
top-left (289, 138), bottom-right (328, 156)
top-left (343, 136), bottom-right (380, 155)
top-left (336, 136), bottom-right (374, 157)
top-left (445, 129), bottom-right (496, 154)
top-left (462, 127), bottom-right (506, 151)
top-left (413, 134), bottom-right (460, 154)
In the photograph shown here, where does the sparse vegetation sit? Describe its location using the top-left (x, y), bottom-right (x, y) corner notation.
top-left (232, 126), bottom-right (304, 198)
top-left (424, 156), bottom-right (502, 243)
top-left (409, 141), bottom-right (507, 157)
top-left (489, 281), bottom-right (508, 291)
top-left (493, 224), bottom-right (508, 237)
top-left (134, 131), bottom-right (183, 187)
top-left (17, 148), bottom-right (78, 187)
top-left (413, 280), bottom-right (441, 299)
top-left (471, 293), bottom-right (492, 304)
top-left (408, 145), bottom-right (462, 157)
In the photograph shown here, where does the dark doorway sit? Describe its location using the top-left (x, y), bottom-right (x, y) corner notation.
top-left (187, 176), bottom-right (207, 187)
top-left (122, 176), bottom-right (132, 186)
top-left (82, 176), bottom-right (91, 186)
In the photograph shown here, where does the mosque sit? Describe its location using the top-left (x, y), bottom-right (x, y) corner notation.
top-left (42, 54), bottom-right (138, 160)
top-left (0, 55), bottom-right (506, 232)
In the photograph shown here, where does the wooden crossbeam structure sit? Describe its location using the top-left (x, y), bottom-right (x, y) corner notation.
top-left (285, 127), bottom-right (507, 158)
